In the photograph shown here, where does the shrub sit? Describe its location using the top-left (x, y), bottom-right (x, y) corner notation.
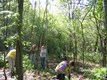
top-left (0, 54), bottom-right (4, 68)
top-left (23, 55), bottom-right (34, 72)
top-left (92, 68), bottom-right (107, 80)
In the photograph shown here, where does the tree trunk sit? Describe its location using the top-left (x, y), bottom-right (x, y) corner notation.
top-left (81, 23), bottom-right (85, 69)
top-left (103, 0), bottom-right (107, 67)
top-left (102, 39), bottom-right (106, 66)
top-left (45, 0), bottom-right (48, 46)
top-left (16, 41), bottom-right (23, 80)
top-left (2, 0), bottom-right (7, 79)
top-left (69, 0), bottom-right (78, 71)
top-left (16, 0), bottom-right (24, 80)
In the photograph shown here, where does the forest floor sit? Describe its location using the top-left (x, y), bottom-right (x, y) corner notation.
top-left (0, 68), bottom-right (85, 80)
top-left (0, 58), bottom-right (100, 80)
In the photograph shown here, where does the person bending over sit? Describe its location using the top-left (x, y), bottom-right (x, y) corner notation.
top-left (6, 49), bottom-right (16, 76)
top-left (55, 58), bottom-right (74, 80)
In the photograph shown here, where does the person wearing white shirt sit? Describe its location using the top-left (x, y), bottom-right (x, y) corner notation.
top-left (40, 45), bottom-right (47, 69)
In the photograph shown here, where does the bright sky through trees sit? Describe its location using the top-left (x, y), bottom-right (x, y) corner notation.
top-left (30, 0), bottom-right (90, 14)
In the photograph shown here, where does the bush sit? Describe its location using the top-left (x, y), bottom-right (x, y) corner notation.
top-left (83, 67), bottom-right (107, 80)
top-left (92, 68), bottom-right (107, 80)
top-left (0, 54), bottom-right (4, 68)
top-left (23, 55), bottom-right (34, 72)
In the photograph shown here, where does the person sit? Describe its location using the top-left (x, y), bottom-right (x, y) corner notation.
top-left (40, 45), bottom-right (47, 69)
top-left (10, 46), bottom-right (14, 50)
top-left (6, 49), bottom-right (16, 76)
top-left (0, 51), bottom-right (2, 54)
top-left (29, 44), bottom-right (36, 65)
top-left (55, 57), bottom-right (74, 80)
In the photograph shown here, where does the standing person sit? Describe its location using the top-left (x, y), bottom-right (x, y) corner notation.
top-left (40, 45), bottom-right (47, 69)
top-left (6, 49), bottom-right (16, 76)
top-left (55, 57), bottom-right (74, 80)
top-left (29, 44), bottom-right (36, 65)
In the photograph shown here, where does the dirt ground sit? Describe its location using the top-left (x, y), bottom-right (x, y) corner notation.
top-left (0, 58), bottom-right (99, 80)
top-left (0, 67), bottom-right (85, 80)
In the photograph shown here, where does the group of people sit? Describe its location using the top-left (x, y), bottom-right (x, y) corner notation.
top-left (29, 44), bottom-right (47, 69)
top-left (6, 44), bottom-right (74, 80)
top-left (6, 44), bottom-right (48, 76)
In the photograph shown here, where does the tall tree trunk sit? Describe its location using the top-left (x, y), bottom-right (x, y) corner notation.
top-left (70, 0), bottom-right (78, 71)
top-left (79, 5), bottom-right (92, 68)
top-left (80, 23), bottom-right (85, 68)
top-left (103, 0), bottom-right (107, 67)
top-left (2, 0), bottom-right (7, 79)
top-left (93, 11), bottom-right (106, 66)
top-left (73, 24), bottom-right (77, 71)
top-left (45, 0), bottom-right (48, 46)
top-left (16, 0), bottom-right (24, 80)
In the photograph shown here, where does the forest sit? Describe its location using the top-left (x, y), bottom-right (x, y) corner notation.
top-left (0, 0), bottom-right (107, 80)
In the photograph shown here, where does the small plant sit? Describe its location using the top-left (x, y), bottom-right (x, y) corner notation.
top-left (23, 55), bottom-right (34, 72)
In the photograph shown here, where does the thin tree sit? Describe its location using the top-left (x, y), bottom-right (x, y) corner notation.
top-left (79, 3), bottom-right (93, 68)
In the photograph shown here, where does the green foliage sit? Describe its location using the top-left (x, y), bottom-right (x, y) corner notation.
top-left (0, 55), bottom-right (4, 68)
top-left (79, 52), bottom-right (102, 63)
top-left (92, 68), bottom-right (107, 80)
top-left (83, 69), bottom-right (93, 79)
top-left (0, 1), bottom-right (106, 79)
top-left (23, 55), bottom-right (34, 72)
top-left (83, 67), bottom-right (107, 80)
top-left (22, 41), bottom-right (31, 54)
top-left (0, 9), bottom-right (19, 48)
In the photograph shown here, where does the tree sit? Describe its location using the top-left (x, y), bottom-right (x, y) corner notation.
top-left (103, 0), bottom-right (107, 67)
top-left (16, 0), bottom-right (24, 80)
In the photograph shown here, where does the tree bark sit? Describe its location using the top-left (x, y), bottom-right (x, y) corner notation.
top-left (16, 0), bottom-right (24, 80)
top-left (103, 0), bottom-right (107, 67)
top-left (2, 0), bottom-right (7, 79)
